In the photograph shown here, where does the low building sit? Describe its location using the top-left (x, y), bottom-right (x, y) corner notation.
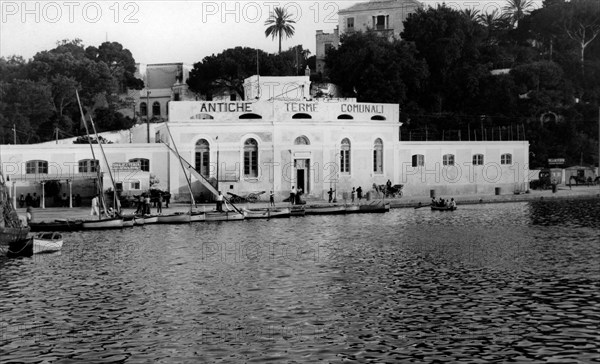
top-left (1, 75), bottom-right (530, 206)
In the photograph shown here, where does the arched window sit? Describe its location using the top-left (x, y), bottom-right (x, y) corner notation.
top-left (140, 102), bottom-right (147, 116)
top-left (78, 159), bottom-right (99, 173)
top-left (340, 138), bottom-right (351, 173)
top-left (195, 139), bottom-right (210, 177)
top-left (292, 113), bottom-right (312, 119)
top-left (473, 154), bottom-right (484, 165)
top-left (412, 154), bottom-right (424, 167)
top-left (371, 115), bottom-right (386, 120)
top-left (152, 101), bottom-right (160, 116)
top-left (373, 138), bottom-right (383, 174)
top-left (501, 153), bottom-right (512, 165)
top-left (338, 114), bottom-right (353, 120)
top-left (294, 136), bottom-right (310, 145)
top-left (26, 160), bottom-right (48, 174)
top-left (443, 154), bottom-right (455, 166)
top-left (239, 113), bottom-right (262, 119)
top-left (244, 138), bottom-right (258, 177)
top-left (129, 158), bottom-right (149, 172)
top-left (191, 114), bottom-right (214, 120)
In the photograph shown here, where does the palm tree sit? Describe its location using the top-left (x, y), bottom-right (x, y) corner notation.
top-left (264, 7), bottom-right (296, 54)
top-left (462, 8), bottom-right (480, 23)
top-left (503, 0), bottom-right (535, 27)
top-left (478, 10), bottom-right (507, 40)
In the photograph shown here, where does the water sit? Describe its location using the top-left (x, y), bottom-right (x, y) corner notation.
top-left (1, 199), bottom-right (599, 363)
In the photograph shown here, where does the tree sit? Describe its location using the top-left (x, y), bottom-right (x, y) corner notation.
top-left (562, 0), bottom-right (600, 72)
top-left (503, 0), bottom-right (536, 28)
top-left (325, 31), bottom-right (428, 104)
top-left (264, 7), bottom-right (296, 54)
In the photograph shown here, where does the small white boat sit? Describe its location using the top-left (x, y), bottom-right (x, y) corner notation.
top-left (122, 216), bottom-right (135, 227)
top-left (133, 215), bottom-right (145, 226)
top-left (143, 214), bottom-right (159, 224)
top-left (243, 207), bottom-right (291, 219)
top-left (305, 205), bottom-right (347, 215)
top-left (205, 210), bottom-right (245, 221)
top-left (157, 213), bottom-right (191, 224)
top-left (344, 205), bottom-right (360, 214)
top-left (82, 218), bottom-right (124, 230)
top-left (190, 211), bottom-right (205, 222)
top-left (33, 232), bottom-right (63, 254)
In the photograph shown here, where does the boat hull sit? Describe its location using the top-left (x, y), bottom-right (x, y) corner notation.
top-left (290, 206), bottom-right (306, 216)
top-left (0, 226), bottom-right (30, 245)
top-left (243, 208), bottom-right (291, 219)
top-left (82, 218), bottom-right (124, 230)
top-left (358, 202), bottom-right (390, 213)
top-left (190, 212), bottom-right (205, 222)
top-left (33, 233), bottom-right (63, 254)
top-left (431, 206), bottom-right (456, 211)
top-left (305, 205), bottom-right (347, 215)
top-left (205, 211), bottom-right (245, 221)
top-left (157, 213), bottom-right (191, 224)
top-left (142, 215), bottom-right (158, 224)
top-left (29, 220), bottom-right (83, 232)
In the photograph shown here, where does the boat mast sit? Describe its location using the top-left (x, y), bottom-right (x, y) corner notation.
top-left (164, 122), bottom-right (195, 212)
top-left (75, 90), bottom-right (104, 220)
top-left (87, 113), bottom-right (120, 213)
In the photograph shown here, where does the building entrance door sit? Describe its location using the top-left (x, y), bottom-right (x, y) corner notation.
top-left (295, 159), bottom-right (310, 195)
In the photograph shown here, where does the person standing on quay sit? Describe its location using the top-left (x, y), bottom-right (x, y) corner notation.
top-left (216, 191), bottom-right (224, 212)
top-left (90, 195), bottom-right (100, 216)
top-left (351, 187), bottom-right (356, 203)
top-left (290, 186), bottom-right (296, 205)
top-left (269, 191), bottom-right (275, 206)
top-left (19, 194), bottom-right (25, 208)
top-left (357, 186), bottom-right (363, 203)
top-left (157, 193), bottom-right (163, 214)
top-left (327, 188), bottom-right (335, 203)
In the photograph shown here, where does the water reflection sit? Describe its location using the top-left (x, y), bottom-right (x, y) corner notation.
top-left (1, 198), bottom-right (598, 362)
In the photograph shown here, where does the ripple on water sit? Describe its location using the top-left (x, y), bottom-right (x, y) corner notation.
top-left (1, 199), bottom-right (599, 362)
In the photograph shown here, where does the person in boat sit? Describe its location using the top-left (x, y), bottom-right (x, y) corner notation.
top-left (269, 191), bottom-right (275, 206)
top-left (90, 195), bottom-right (100, 216)
top-left (449, 198), bottom-right (456, 209)
top-left (431, 197), bottom-right (436, 206)
top-left (216, 191), bottom-right (224, 212)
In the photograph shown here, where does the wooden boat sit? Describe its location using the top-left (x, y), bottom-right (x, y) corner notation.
top-left (305, 205), bottom-right (347, 215)
top-left (29, 219), bottom-right (83, 232)
top-left (344, 205), bottom-right (360, 214)
top-left (431, 205), bottom-right (457, 211)
top-left (33, 232), bottom-right (63, 254)
top-left (6, 237), bottom-right (33, 257)
top-left (0, 226), bottom-right (30, 245)
top-left (142, 214), bottom-right (158, 224)
top-left (122, 215), bottom-right (135, 227)
top-left (82, 217), bottom-right (124, 230)
top-left (133, 215), bottom-right (145, 226)
top-left (205, 210), bottom-right (245, 221)
top-left (243, 207), bottom-right (291, 219)
top-left (190, 211), bottom-right (205, 222)
top-left (157, 212), bottom-right (191, 224)
top-left (358, 202), bottom-right (391, 213)
top-left (290, 206), bottom-right (306, 216)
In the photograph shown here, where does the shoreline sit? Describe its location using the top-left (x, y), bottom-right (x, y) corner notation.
top-left (16, 186), bottom-right (600, 222)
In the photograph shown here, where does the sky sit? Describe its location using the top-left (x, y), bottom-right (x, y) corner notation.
top-left (0, 0), bottom-right (541, 65)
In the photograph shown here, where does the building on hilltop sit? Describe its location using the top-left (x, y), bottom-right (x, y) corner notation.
top-left (315, 0), bottom-right (421, 77)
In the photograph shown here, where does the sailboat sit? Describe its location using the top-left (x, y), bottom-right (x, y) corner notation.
top-left (75, 90), bottom-right (123, 230)
top-left (0, 172), bottom-right (30, 248)
top-left (161, 124), bottom-right (244, 222)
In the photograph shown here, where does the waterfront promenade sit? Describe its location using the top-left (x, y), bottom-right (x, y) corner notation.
top-left (15, 185), bottom-right (600, 222)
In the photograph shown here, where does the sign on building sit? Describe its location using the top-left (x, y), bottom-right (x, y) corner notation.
top-left (548, 158), bottom-right (565, 165)
top-left (112, 162), bottom-right (141, 171)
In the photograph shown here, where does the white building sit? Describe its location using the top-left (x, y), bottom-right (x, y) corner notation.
top-left (1, 76), bottom-right (530, 206)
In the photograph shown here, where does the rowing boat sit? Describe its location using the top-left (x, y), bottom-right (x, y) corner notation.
top-left (29, 219), bottom-right (83, 232)
top-left (205, 211), bottom-right (245, 221)
top-left (431, 205), bottom-right (457, 211)
top-left (33, 232), bottom-right (63, 254)
top-left (243, 207), bottom-right (291, 219)
top-left (305, 205), bottom-right (346, 215)
top-left (82, 217), bottom-right (124, 230)
top-left (157, 212), bottom-right (191, 224)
